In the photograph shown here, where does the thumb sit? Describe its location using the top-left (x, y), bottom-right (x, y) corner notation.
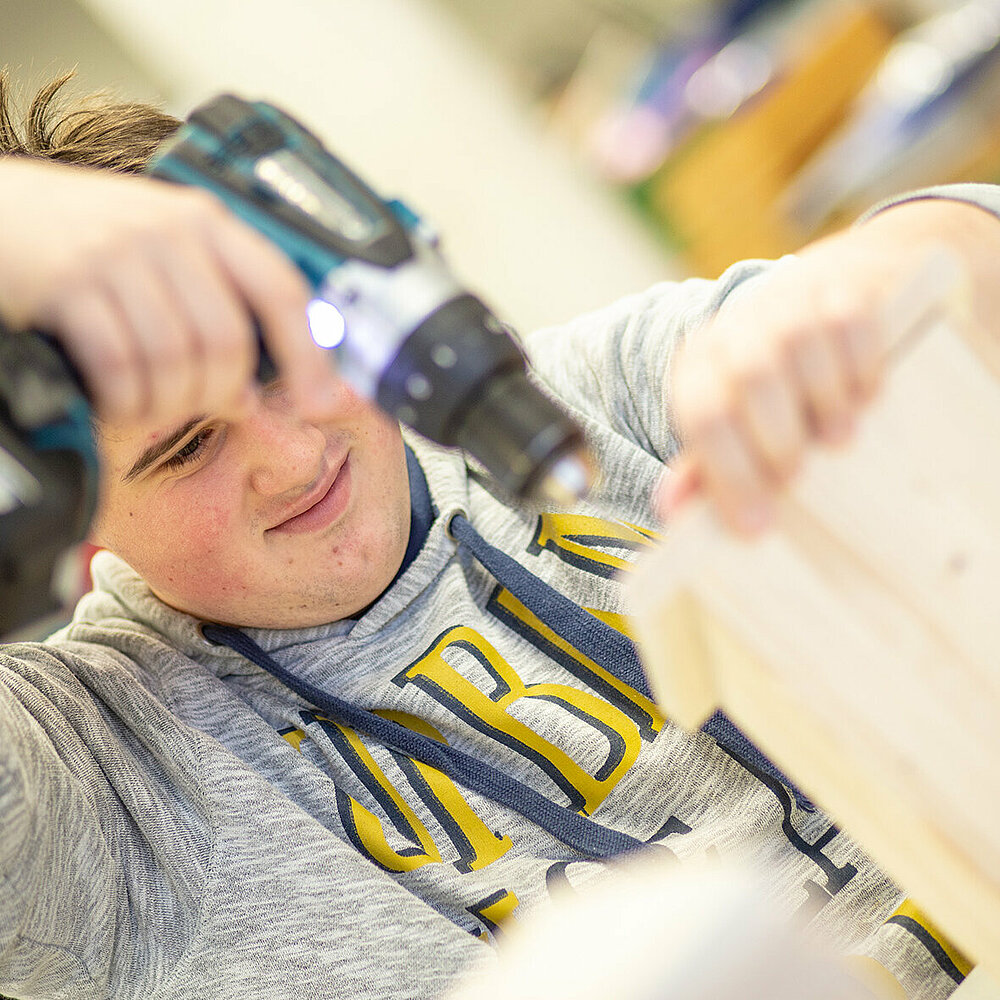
top-left (654, 455), bottom-right (701, 522)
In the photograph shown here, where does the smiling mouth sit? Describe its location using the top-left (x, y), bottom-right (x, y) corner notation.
top-left (267, 455), bottom-right (352, 536)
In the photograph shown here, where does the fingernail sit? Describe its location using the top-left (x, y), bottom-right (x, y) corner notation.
top-left (295, 380), bottom-right (340, 420)
top-left (738, 501), bottom-right (773, 534)
top-left (822, 414), bottom-right (855, 446)
top-left (237, 384), bottom-right (258, 412)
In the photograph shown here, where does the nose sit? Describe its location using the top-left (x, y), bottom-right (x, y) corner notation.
top-left (240, 390), bottom-right (327, 497)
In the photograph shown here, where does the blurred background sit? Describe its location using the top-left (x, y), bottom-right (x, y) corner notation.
top-left (3, 0), bottom-right (1000, 329)
top-left (3, 0), bottom-right (1000, 630)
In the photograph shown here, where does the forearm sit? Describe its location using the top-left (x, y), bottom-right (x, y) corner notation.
top-left (523, 261), bottom-right (773, 463)
top-left (0, 154), bottom-right (336, 428)
top-left (0, 156), bottom-right (94, 329)
top-left (856, 189), bottom-right (1000, 350)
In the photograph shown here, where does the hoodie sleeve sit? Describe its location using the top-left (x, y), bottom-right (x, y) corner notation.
top-left (519, 262), bottom-right (775, 465)
top-left (0, 646), bottom-right (127, 998)
top-left (858, 182), bottom-right (1000, 224)
top-left (0, 638), bottom-right (223, 1000)
top-left (0, 638), bottom-right (491, 1000)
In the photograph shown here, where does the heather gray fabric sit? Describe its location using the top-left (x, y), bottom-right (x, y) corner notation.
top-left (859, 182), bottom-right (1000, 223)
top-left (3, 185), bottom-right (995, 1000)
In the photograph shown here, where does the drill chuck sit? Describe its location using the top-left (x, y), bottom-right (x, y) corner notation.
top-left (376, 293), bottom-right (590, 501)
top-left (451, 367), bottom-right (594, 505)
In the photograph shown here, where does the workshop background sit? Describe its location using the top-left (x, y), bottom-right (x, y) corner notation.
top-left (4, 0), bottom-right (999, 334)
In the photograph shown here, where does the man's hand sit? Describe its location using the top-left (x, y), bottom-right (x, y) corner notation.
top-left (0, 157), bottom-right (339, 425)
top-left (658, 197), bottom-right (1000, 535)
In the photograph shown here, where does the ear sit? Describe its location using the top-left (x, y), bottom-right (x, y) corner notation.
top-left (85, 496), bottom-right (113, 550)
top-left (86, 527), bottom-right (107, 547)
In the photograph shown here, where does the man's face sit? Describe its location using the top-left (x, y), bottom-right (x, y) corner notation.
top-left (90, 381), bottom-right (411, 628)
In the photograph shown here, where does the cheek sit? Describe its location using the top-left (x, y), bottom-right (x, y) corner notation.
top-left (162, 500), bottom-right (231, 552)
top-left (102, 485), bottom-right (240, 579)
top-left (153, 488), bottom-right (242, 563)
top-left (138, 495), bottom-right (255, 608)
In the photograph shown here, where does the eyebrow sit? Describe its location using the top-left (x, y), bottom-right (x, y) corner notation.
top-left (123, 415), bottom-right (207, 484)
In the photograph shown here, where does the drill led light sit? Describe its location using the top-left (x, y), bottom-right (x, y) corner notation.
top-left (307, 298), bottom-right (346, 349)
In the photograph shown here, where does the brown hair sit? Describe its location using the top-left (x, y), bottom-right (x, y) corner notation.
top-left (0, 69), bottom-right (180, 174)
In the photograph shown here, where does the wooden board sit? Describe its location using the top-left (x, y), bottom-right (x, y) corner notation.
top-left (955, 968), bottom-right (1000, 1000)
top-left (627, 282), bottom-right (1000, 973)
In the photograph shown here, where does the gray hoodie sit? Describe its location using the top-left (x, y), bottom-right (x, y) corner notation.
top-left (3, 185), bottom-right (996, 1000)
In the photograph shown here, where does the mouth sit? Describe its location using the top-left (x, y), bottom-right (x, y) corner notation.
top-left (267, 454), bottom-right (352, 536)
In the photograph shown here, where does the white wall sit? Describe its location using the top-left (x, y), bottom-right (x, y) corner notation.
top-left (69, 0), bottom-right (677, 331)
top-left (0, 0), bottom-right (165, 104)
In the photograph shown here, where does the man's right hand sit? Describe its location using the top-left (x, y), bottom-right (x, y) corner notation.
top-left (0, 157), bottom-right (340, 426)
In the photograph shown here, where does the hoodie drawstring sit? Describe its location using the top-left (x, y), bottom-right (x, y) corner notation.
top-left (203, 493), bottom-right (808, 862)
top-left (202, 620), bottom-right (653, 859)
top-left (448, 513), bottom-right (809, 807)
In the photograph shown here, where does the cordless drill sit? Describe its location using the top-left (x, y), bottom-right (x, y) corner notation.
top-left (147, 95), bottom-right (594, 505)
top-left (0, 95), bottom-right (594, 636)
top-left (0, 327), bottom-right (96, 636)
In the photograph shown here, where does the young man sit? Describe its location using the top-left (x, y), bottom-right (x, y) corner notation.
top-left (1, 74), bottom-right (999, 1000)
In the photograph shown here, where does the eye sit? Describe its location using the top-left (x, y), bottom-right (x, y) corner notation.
top-left (163, 427), bottom-right (215, 471)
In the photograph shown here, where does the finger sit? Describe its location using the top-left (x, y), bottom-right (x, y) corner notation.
top-left (721, 322), bottom-right (809, 482)
top-left (45, 287), bottom-right (145, 422)
top-left (200, 202), bottom-right (337, 413)
top-left (654, 457), bottom-right (700, 521)
top-left (695, 418), bottom-right (775, 536)
top-left (815, 281), bottom-right (884, 403)
top-left (839, 312), bottom-right (883, 402)
top-left (737, 368), bottom-right (808, 482)
top-left (151, 230), bottom-right (257, 418)
top-left (103, 251), bottom-right (201, 424)
top-left (785, 324), bottom-right (854, 445)
top-left (838, 246), bottom-right (962, 402)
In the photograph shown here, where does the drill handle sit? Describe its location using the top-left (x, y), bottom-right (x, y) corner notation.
top-left (147, 95), bottom-right (414, 286)
top-left (0, 325), bottom-right (97, 637)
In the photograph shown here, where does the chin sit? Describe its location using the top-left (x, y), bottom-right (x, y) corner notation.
top-left (282, 550), bottom-right (407, 627)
